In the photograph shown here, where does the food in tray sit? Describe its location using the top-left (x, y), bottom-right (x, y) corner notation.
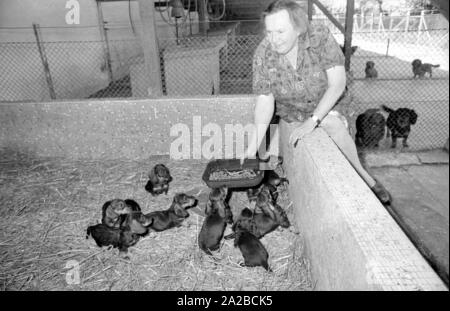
top-left (209, 168), bottom-right (258, 181)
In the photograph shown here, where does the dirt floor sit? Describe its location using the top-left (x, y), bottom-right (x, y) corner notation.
top-left (0, 153), bottom-right (313, 291)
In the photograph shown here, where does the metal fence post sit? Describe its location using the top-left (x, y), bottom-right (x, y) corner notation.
top-left (386, 38), bottom-right (390, 57)
top-left (96, 1), bottom-right (114, 83)
top-left (33, 23), bottom-right (56, 100)
top-left (405, 9), bottom-right (410, 32)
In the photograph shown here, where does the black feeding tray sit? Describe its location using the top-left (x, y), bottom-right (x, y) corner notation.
top-left (202, 158), bottom-right (265, 188)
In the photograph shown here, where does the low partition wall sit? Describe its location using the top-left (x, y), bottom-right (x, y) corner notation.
top-left (0, 96), bottom-right (255, 160)
top-left (279, 121), bottom-right (447, 291)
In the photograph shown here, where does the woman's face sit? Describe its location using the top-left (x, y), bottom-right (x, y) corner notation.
top-left (264, 9), bottom-right (301, 55)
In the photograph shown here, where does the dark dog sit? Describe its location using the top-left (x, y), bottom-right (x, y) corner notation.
top-left (198, 187), bottom-right (233, 255)
top-left (119, 200), bottom-right (152, 236)
top-left (253, 190), bottom-right (290, 237)
top-left (124, 199), bottom-right (141, 212)
top-left (86, 224), bottom-right (140, 256)
top-left (382, 105), bottom-right (418, 148)
top-left (101, 199), bottom-right (133, 229)
top-left (355, 108), bottom-right (386, 148)
top-left (145, 164), bottom-right (173, 196)
top-left (340, 45), bottom-right (358, 56)
top-left (225, 192), bottom-right (290, 240)
top-left (144, 193), bottom-right (197, 232)
top-left (412, 59), bottom-right (440, 78)
top-left (246, 170), bottom-right (289, 203)
top-left (365, 61), bottom-right (378, 78)
top-left (234, 230), bottom-right (271, 271)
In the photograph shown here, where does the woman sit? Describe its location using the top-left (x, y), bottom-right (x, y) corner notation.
top-left (241, 0), bottom-right (391, 204)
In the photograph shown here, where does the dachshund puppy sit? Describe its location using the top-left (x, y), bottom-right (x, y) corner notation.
top-left (355, 108), bottom-right (386, 148)
top-left (144, 193), bottom-right (197, 232)
top-left (234, 230), bottom-right (271, 271)
top-left (263, 170), bottom-right (289, 202)
top-left (246, 170), bottom-right (288, 203)
top-left (124, 199), bottom-right (141, 212)
top-left (101, 199), bottom-right (133, 229)
top-left (382, 105), bottom-right (418, 148)
top-left (86, 224), bottom-right (140, 256)
top-left (145, 164), bottom-right (173, 196)
top-left (412, 59), bottom-right (440, 78)
top-left (225, 196), bottom-right (290, 240)
top-left (365, 61), bottom-right (378, 78)
top-left (340, 45), bottom-right (358, 56)
top-left (119, 210), bottom-right (152, 236)
top-left (198, 187), bottom-right (232, 255)
top-left (253, 191), bottom-right (291, 237)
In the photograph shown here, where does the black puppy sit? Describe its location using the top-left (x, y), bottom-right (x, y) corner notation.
top-left (253, 190), bottom-right (290, 237)
top-left (198, 187), bottom-right (232, 255)
top-left (382, 105), bottom-right (418, 148)
top-left (355, 108), bottom-right (386, 148)
top-left (365, 61), bottom-right (378, 78)
top-left (246, 170), bottom-right (288, 203)
top-left (86, 224), bottom-right (140, 256)
top-left (225, 193), bottom-right (290, 240)
top-left (412, 59), bottom-right (440, 78)
top-left (101, 199), bottom-right (133, 229)
top-left (262, 170), bottom-right (289, 202)
top-left (144, 193), bottom-right (197, 232)
top-left (145, 164), bottom-right (173, 196)
top-left (234, 230), bottom-right (271, 271)
top-left (119, 200), bottom-right (152, 235)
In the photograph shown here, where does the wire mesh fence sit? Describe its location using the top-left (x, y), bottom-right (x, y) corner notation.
top-left (0, 18), bottom-right (448, 150)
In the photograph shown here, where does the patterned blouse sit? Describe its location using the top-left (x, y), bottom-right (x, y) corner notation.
top-left (252, 23), bottom-right (346, 123)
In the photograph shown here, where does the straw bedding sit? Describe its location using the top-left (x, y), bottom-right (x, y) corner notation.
top-left (0, 152), bottom-right (313, 291)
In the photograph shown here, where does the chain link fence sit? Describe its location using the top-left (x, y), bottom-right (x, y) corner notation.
top-left (0, 16), bottom-right (448, 151)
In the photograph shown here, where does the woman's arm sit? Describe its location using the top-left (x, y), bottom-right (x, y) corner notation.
top-left (241, 93), bottom-right (275, 162)
top-left (312, 65), bottom-right (346, 121)
top-left (288, 65), bottom-right (346, 146)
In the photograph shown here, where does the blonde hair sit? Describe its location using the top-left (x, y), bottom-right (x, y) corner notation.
top-left (262, 0), bottom-right (310, 35)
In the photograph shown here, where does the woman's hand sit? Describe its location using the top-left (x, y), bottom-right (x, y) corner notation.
top-left (289, 118), bottom-right (317, 147)
top-left (239, 147), bottom-right (257, 165)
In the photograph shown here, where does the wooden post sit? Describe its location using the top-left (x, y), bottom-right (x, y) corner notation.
top-left (198, 0), bottom-right (209, 35)
top-left (405, 9), bottom-right (410, 32)
top-left (308, 0), bottom-right (313, 21)
top-left (137, 0), bottom-right (162, 97)
top-left (370, 12), bottom-right (374, 32)
top-left (96, 1), bottom-right (113, 82)
top-left (33, 23), bottom-right (56, 100)
top-left (343, 0), bottom-right (355, 72)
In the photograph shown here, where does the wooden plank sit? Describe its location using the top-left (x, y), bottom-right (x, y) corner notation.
top-left (137, 0), bottom-right (163, 97)
top-left (198, 0), bottom-right (209, 35)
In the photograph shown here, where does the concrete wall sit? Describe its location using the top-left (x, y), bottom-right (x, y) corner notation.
top-left (0, 96), bottom-right (254, 160)
top-left (279, 121), bottom-right (447, 290)
top-left (0, 96), bottom-right (446, 290)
